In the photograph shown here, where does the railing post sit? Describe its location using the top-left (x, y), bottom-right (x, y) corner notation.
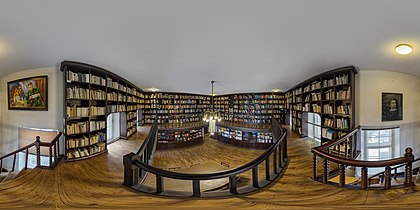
top-left (323, 159), bottom-right (329, 184)
top-left (283, 131), bottom-right (288, 160)
top-left (0, 160), bottom-right (2, 175)
top-left (49, 146), bottom-right (53, 167)
top-left (229, 175), bottom-right (238, 194)
top-left (361, 167), bottom-right (368, 190)
top-left (35, 136), bottom-right (41, 167)
top-left (404, 147), bottom-right (414, 187)
top-left (313, 154), bottom-right (317, 180)
top-left (123, 153), bottom-right (139, 187)
top-left (265, 157), bottom-right (270, 181)
top-left (339, 164), bottom-right (345, 188)
top-left (25, 148), bottom-right (29, 169)
top-left (252, 166), bottom-right (259, 188)
top-left (273, 148), bottom-right (278, 174)
top-left (384, 166), bottom-right (391, 189)
top-left (12, 154), bottom-right (16, 171)
top-left (156, 175), bottom-right (164, 193)
top-left (192, 180), bottom-right (201, 197)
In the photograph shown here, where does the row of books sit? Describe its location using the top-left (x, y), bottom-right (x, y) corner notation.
top-left (232, 94), bottom-right (284, 100)
top-left (336, 88), bottom-right (351, 99)
top-left (90, 121), bottom-right (106, 132)
top-left (158, 129), bottom-right (203, 142)
top-left (336, 118), bottom-right (350, 129)
top-left (336, 74), bottom-right (349, 85)
top-left (232, 99), bottom-right (285, 104)
top-left (66, 106), bottom-right (106, 118)
top-left (150, 93), bottom-right (211, 100)
top-left (107, 105), bottom-right (126, 112)
top-left (66, 132), bottom-right (105, 148)
top-left (67, 71), bottom-right (106, 86)
top-left (127, 112), bottom-right (137, 120)
top-left (337, 105), bottom-right (351, 115)
top-left (107, 78), bottom-right (127, 92)
top-left (66, 121), bottom-right (88, 135)
top-left (323, 78), bottom-right (334, 88)
top-left (217, 127), bottom-right (273, 143)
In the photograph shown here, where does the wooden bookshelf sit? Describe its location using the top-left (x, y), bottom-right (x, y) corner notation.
top-left (214, 122), bottom-right (274, 149)
top-left (157, 123), bottom-right (206, 150)
top-left (142, 92), bottom-right (212, 124)
top-left (285, 66), bottom-right (357, 144)
top-left (214, 92), bottom-right (285, 125)
top-left (61, 61), bottom-right (145, 161)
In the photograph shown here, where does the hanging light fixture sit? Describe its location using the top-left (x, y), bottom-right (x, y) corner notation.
top-left (203, 81), bottom-right (221, 135)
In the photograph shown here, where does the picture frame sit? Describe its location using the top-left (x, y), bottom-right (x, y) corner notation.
top-left (7, 76), bottom-right (48, 111)
top-left (382, 92), bottom-right (402, 121)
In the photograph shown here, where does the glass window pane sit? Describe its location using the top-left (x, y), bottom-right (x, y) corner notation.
top-left (367, 131), bottom-right (379, 138)
top-left (380, 130), bottom-right (391, 137)
top-left (368, 149), bottom-right (379, 158)
top-left (379, 147), bottom-right (391, 159)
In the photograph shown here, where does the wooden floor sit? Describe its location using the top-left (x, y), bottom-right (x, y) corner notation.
top-left (0, 126), bottom-right (419, 209)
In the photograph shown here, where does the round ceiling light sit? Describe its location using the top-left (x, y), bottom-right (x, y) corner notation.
top-left (395, 44), bottom-right (413, 55)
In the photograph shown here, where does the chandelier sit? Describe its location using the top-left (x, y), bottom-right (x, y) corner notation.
top-left (203, 81), bottom-right (221, 135)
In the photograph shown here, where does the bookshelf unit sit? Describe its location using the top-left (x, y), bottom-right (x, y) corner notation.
top-left (61, 61), bottom-right (145, 161)
top-left (142, 92), bottom-right (212, 124)
top-left (157, 124), bottom-right (206, 150)
top-left (214, 92), bottom-right (285, 125)
top-left (285, 66), bottom-right (357, 144)
top-left (214, 122), bottom-right (274, 149)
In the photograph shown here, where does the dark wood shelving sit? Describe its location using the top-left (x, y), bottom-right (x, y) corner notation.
top-left (285, 66), bottom-right (357, 143)
top-left (61, 61), bottom-right (145, 161)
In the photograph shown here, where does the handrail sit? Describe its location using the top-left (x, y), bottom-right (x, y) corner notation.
top-left (124, 116), bottom-right (288, 197)
top-left (314, 125), bottom-right (360, 151)
top-left (133, 129), bottom-right (286, 180)
top-left (368, 158), bottom-right (420, 182)
top-left (0, 132), bottom-right (63, 175)
top-left (0, 143), bottom-right (36, 160)
top-left (311, 126), bottom-right (415, 190)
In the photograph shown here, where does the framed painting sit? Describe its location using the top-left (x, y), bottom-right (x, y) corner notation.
top-left (382, 92), bottom-right (402, 121)
top-left (8, 76), bottom-right (48, 110)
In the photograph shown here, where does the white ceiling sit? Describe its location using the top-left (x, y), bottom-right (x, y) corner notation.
top-left (0, 0), bottom-right (419, 95)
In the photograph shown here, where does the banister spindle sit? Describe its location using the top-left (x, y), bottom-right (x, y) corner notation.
top-left (339, 163), bottom-right (345, 188)
top-left (49, 146), bottom-right (53, 167)
top-left (361, 167), bottom-right (368, 190)
top-left (323, 159), bottom-right (329, 184)
top-left (384, 166), bottom-right (391, 189)
top-left (229, 175), bottom-right (238, 194)
top-left (313, 153), bottom-right (317, 180)
top-left (273, 148), bottom-right (278, 174)
top-left (404, 147), bottom-right (414, 187)
top-left (156, 175), bottom-right (164, 193)
top-left (192, 180), bottom-right (201, 197)
top-left (12, 154), bottom-right (16, 171)
top-left (265, 157), bottom-right (270, 181)
top-left (25, 148), bottom-right (29, 169)
top-left (35, 136), bottom-right (41, 167)
top-left (252, 166), bottom-right (259, 188)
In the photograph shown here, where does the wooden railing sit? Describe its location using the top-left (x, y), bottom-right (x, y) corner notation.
top-left (312, 126), bottom-right (415, 189)
top-left (123, 117), bottom-right (288, 197)
top-left (0, 132), bottom-right (62, 175)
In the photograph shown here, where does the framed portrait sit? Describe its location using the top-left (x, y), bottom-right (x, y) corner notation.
top-left (7, 76), bottom-right (48, 111)
top-left (382, 92), bottom-right (402, 121)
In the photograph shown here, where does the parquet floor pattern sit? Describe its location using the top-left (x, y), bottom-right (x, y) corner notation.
top-left (0, 126), bottom-right (419, 209)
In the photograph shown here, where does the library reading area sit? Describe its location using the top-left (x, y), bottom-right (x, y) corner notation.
top-left (0, 1), bottom-right (420, 209)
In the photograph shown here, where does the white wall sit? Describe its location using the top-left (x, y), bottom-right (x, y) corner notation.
top-left (0, 67), bottom-right (63, 156)
top-left (356, 70), bottom-right (420, 158)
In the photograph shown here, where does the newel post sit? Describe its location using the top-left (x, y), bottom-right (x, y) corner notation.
top-left (404, 147), bottom-right (414, 187)
top-left (123, 153), bottom-right (139, 187)
top-left (35, 136), bottom-right (41, 167)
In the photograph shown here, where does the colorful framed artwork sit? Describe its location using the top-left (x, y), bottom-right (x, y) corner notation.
top-left (382, 92), bottom-right (402, 121)
top-left (7, 76), bottom-right (48, 110)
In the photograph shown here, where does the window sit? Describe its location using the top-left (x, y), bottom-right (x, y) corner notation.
top-left (360, 127), bottom-right (400, 175)
top-left (307, 113), bottom-right (321, 142)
